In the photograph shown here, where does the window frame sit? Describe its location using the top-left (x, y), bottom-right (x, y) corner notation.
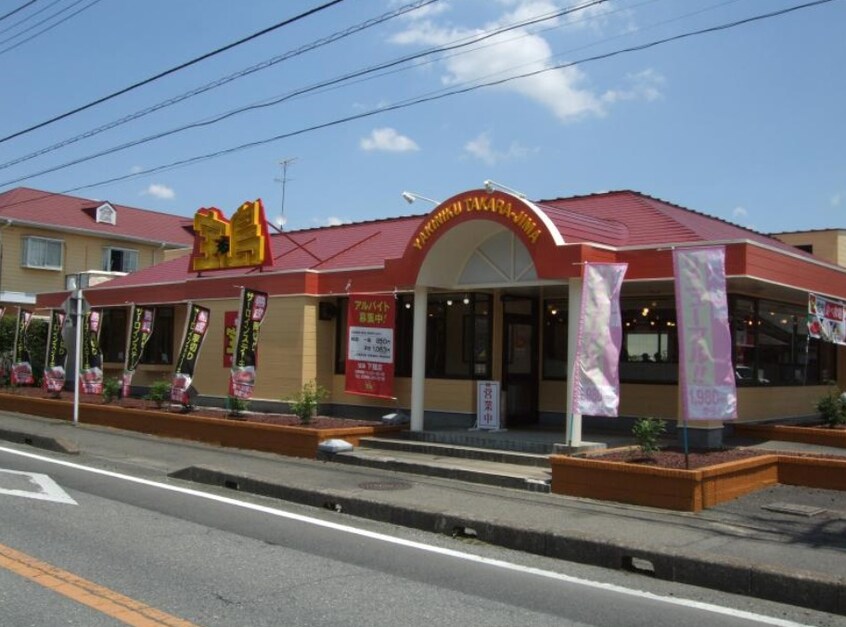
top-left (102, 246), bottom-right (139, 273)
top-left (21, 236), bottom-right (63, 270)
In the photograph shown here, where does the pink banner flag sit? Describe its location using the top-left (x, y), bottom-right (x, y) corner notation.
top-left (673, 246), bottom-right (737, 421)
top-left (572, 263), bottom-right (627, 416)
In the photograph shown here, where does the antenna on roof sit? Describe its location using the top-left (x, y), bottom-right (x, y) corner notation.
top-left (274, 157), bottom-right (297, 231)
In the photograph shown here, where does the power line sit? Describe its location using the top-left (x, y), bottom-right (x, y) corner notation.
top-left (0, 0), bottom-right (441, 172)
top-left (0, 0), bottom-right (347, 145)
top-left (0, 0), bottom-right (62, 37)
top-left (0, 1), bottom-right (38, 25)
top-left (0, 0), bottom-right (602, 184)
top-left (0, 0), bottom-right (102, 57)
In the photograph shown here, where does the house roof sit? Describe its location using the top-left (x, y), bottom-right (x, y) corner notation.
top-left (76, 190), bottom-right (830, 294)
top-left (0, 187), bottom-right (195, 246)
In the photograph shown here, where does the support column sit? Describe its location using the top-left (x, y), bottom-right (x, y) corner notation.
top-left (410, 284), bottom-right (427, 432)
top-left (565, 279), bottom-right (582, 446)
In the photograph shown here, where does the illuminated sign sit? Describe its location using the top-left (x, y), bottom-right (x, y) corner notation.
top-left (190, 199), bottom-right (273, 272)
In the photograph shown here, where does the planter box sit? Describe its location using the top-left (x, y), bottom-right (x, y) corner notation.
top-left (550, 453), bottom-right (846, 512)
top-left (0, 392), bottom-right (401, 459)
top-left (735, 423), bottom-right (846, 449)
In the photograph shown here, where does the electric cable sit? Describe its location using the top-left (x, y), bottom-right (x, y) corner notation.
top-left (0, 1), bottom-right (38, 25)
top-left (0, 0), bottom-right (102, 57)
top-left (0, 0), bottom-right (61, 37)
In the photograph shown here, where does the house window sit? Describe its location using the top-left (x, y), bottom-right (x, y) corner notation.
top-left (21, 236), bottom-right (63, 270)
top-left (100, 307), bottom-right (128, 363)
top-left (96, 203), bottom-right (116, 225)
top-left (102, 247), bottom-right (139, 272)
top-left (140, 307), bottom-right (173, 365)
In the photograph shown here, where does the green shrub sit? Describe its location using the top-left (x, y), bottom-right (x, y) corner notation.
top-left (102, 377), bottom-right (121, 404)
top-left (227, 395), bottom-right (249, 417)
top-left (144, 380), bottom-right (171, 409)
top-left (815, 387), bottom-right (846, 428)
top-left (632, 417), bottom-right (666, 458)
top-left (289, 380), bottom-right (327, 425)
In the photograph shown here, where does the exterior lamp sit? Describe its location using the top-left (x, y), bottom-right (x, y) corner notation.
top-left (483, 179), bottom-right (526, 199)
top-left (401, 191), bottom-right (440, 205)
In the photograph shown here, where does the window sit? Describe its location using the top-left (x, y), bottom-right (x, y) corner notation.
top-left (100, 308), bottom-right (128, 363)
top-left (334, 298), bottom-right (348, 375)
top-left (542, 299), bottom-right (567, 379)
top-left (21, 236), bottom-right (63, 270)
top-left (620, 298), bottom-right (679, 383)
top-left (102, 247), bottom-right (139, 272)
top-left (140, 307), bottom-right (173, 365)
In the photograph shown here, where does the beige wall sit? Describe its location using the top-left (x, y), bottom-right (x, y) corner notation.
top-left (773, 230), bottom-right (846, 267)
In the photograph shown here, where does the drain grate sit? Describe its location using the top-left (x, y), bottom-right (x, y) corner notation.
top-left (762, 502), bottom-right (826, 517)
top-left (358, 480), bottom-right (413, 491)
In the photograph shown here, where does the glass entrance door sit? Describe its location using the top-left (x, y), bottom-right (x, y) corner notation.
top-left (502, 309), bottom-right (538, 426)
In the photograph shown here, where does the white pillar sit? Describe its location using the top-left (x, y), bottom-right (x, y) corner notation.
top-left (410, 284), bottom-right (427, 431)
top-left (565, 279), bottom-right (582, 446)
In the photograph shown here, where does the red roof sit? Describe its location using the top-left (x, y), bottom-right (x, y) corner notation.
top-left (0, 187), bottom-right (194, 246)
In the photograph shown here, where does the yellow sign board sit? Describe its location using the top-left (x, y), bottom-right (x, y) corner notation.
top-left (190, 200), bottom-right (273, 272)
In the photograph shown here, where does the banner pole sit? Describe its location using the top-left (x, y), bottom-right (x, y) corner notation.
top-left (683, 417), bottom-right (690, 469)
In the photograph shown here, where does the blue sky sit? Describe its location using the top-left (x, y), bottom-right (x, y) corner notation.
top-left (1, 0), bottom-right (843, 234)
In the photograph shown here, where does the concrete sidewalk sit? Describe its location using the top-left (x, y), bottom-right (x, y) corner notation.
top-left (1, 410), bottom-right (844, 615)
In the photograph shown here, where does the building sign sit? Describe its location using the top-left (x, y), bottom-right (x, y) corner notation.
top-left (673, 247), bottom-right (737, 421)
top-left (345, 294), bottom-right (395, 399)
top-left (190, 199), bottom-right (273, 272)
top-left (11, 308), bottom-right (34, 386)
top-left (80, 310), bottom-right (103, 394)
top-left (571, 263), bottom-right (627, 417)
top-left (229, 289), bottom-right (268, 400)
top-left (172, 304), bottom-right (210, 404)
top-left (122, 305), bottom-right (156, 397)
top-left (808, 293), bottom-right (846, 345)
top-left (475, 381), bottom-right (501, 430)
top-left (412, 193), bottom-right (545, 251)
top-left (43, 310), bottom-right (67, 393)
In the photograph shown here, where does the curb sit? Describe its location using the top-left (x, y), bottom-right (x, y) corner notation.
top-left (169, 465), bottom-right (845, 615)
top-left (0, 428), bottom-right (79, 455)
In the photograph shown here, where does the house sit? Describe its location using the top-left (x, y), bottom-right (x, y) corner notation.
top-left (36, 188), bottom-right (846, 447)
top-left (0, 187), bottom-right (194, 309)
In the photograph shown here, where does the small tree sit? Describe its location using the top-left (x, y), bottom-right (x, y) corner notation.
top-left (227, 395), bottom-right (249, 418)
top-left (631, 417), bottom-right (666, 458)
top-left (815, 387), bottom-right (846, 428)
top-left (289, 380), bottom-right (327, 425)
top-left (102, 377), bottom-right (121, 404)
top-left (144, 380), bottom-right (171, 409)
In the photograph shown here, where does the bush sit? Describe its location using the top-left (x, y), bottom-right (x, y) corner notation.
top-left (102, 377), bottom-right (121, 404)
top-left (227, 395), bottom-right (249, 418)
top-left (289, 380), bottom-right (327, 425)
top-left (815, 387), bottom-right (846, 428)
top-left (144, 380), bottom-right (171, 409)
top-left (632, 417), bottom-right (666, 458)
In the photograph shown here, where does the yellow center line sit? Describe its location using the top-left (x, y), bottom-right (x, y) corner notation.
top-left (0, 542), bottom-right (199, 627)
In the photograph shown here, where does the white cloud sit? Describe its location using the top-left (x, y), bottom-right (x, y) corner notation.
top-left (360, 127), bottom-right (420, 152)
top-left (464, 131), bottom-right (532, 165)
top-left (312, 216), bottom-right (348, 227)
top-left (602, 69), bottom-right (665, 104)
top-left (142, 183), bottom-right (175, 200)
top-left (732, 206), bottom-right (748, 220)
top-left (831, 192), bottom-right (843, 207)
top-left (129, 165), bottom-right (143, 174)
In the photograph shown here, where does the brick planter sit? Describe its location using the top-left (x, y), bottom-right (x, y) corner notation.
top-left (735, 423), bottom-right (846, 449)
top-left (550, 454), bottom-right (846, 512)
top-left (0, 392), bottom-right (401, 459)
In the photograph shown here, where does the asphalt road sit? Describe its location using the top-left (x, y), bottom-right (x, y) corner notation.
top-left (0, 445), bottom-right (836, 627)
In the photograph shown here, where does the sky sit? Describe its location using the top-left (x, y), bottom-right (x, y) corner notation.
top-left (0, 0), bottom-right (844, 234)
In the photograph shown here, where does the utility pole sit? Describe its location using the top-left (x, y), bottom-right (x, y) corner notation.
top-left (274, 158), bottom-right (297, 231)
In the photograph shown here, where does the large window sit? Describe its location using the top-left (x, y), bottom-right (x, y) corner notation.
top-left (102, 247), bottom-right (139, 273)
top-left (21, 236), bottom-right (63, 270)
top-left (140, 307), bottom-right (174, 365)
top-left (542, 299), bottom-right (567, 379)
top-left (100, 308), bottom-right (128, 363)
top-left (620, 297), bottom-right (679, 383)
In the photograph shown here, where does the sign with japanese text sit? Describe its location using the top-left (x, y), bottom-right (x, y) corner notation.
top-left (80, 310), bottom-right (103, 394)
top-left (807, 293), bottom-right (846, 345)
top-left (43, 310), bottom-right (67, 393)
top-left (190, 199), bottom-right (273, 272)
top-left (345, 294), bottom-right (395, 399)
top-left (122, 305), bottom-right (156, 397)
top-left (229, 289), bottom-right (268, 400)
top-left (476, 381), bottom-right (501, 430)
top-left (674, 247), bottom-right (737, 421)
top-left (172, 304), bottom-right (210, 404)
top-left (11, 308), bottom-right (34, 386)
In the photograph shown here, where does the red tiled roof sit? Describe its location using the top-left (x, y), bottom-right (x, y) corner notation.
top-left (0, 187), bottom-right (194, 246)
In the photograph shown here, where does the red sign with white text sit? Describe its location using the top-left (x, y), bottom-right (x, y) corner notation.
top-left (345, 294), bottom-right (395, 399)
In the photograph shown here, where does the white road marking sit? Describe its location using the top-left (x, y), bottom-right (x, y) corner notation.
top-left (0, 445), bottom-right (812, 627)
top-left (0, 468), bottom-right (77, 505)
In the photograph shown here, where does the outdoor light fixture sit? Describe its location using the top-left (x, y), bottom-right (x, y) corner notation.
top-left (401, 191), bottom-right (440, 205)
top-left (446, 299), bottom-right (453, 306)
top-left (463, 295), bottom-right (470, 305)
top-left (483, 179), bottom-right (526, 199)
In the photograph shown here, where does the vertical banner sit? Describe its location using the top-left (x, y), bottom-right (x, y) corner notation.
top-left (0, 305), bottom-right (6, 379)
top-left (345, 294), bottom-right (395, 398)
top-left (11, 308), bottom-right (34, 386)
top-left (229, 289), bottom-right (268, 400)
top-left (674, 246), bottom-right (737, 420)
top-left (476, 380), bottom-right (501, 430)
top-left (43, 310), bottom-right (67, 393)
top-left (571, 263), bottom-right (627, 416)
top-left (807, 293), bottom-right (846, 345)
top-left (80, 310), bottom-right (103, 394)
top-left (172, 304), bottom-right (211, 404)
top-left (122, 305), bottom-right (156, 397)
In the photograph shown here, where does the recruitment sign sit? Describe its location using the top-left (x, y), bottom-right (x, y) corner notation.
top-left (172, 304), bottom-right (210, 404)
top-left (229, 289), bottom-right (268, 400)
top-left (43, 309), bottom-right (67, 393)
top-left (345, 294), bottom-right (395, 399)
top-left (122, 305), bottom-right (156, 397)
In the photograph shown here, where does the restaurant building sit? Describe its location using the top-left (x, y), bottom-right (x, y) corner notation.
top-left (38, 188), bottom-right (846, 447)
